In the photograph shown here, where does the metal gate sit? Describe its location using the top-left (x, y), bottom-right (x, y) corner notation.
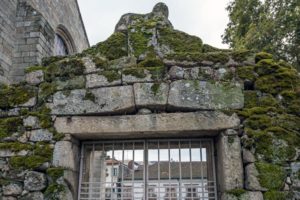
top-left (78, 139), bottom-right (217, 200)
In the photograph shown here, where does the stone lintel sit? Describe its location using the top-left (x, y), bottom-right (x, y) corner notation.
top-left (54, 111), bottom-right (240, 140)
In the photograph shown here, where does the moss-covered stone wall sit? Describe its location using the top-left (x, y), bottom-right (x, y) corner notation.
top-left (0, 3), bottom-right (299, 200)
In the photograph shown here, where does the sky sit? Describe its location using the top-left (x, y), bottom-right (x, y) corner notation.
top-left (77, 0), bottom-right (231, 48)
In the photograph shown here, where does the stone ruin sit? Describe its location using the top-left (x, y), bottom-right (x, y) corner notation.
top-left (0, 3), bottom-right (300, 200)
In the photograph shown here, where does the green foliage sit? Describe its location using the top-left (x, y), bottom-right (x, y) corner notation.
top-left (25, 66), bottom-right (45, 73)
top-left (243, 91), bottom-right (258, 108)
top-left (256, 162), bottom-right (285, 190)
top-left (26, 106), bottom-right (52, 129)
top-left (223, 0), bottom-right (300, 70)
top-left (83, 32), bottom-right (128, 60)
top-left (47, 168), bottom-right (65, 181)
top-left (0, 118), bottom-right (23, 139)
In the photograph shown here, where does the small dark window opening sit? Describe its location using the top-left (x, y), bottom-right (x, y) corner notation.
top-left (54, 34), bottom-right (69, 56)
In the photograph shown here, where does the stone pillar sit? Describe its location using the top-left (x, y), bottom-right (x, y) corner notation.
top-left (216, 129), bottom-right (244, 194)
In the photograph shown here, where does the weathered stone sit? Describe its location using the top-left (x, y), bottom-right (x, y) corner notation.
top-left (222, 191), bottom-right (263, 200)
top-left (55, 76), bottom-right (86, 90)
top-left (291, 162), bottom-right (300, 189)
top-left (83, 57), bottom-right (100, 74)
top-left (108, 56), bottom-right (136, 69)
top-left (245, 163), bottom-right (266, 191)
top-left (137, 108), bottom-right (152, 115)
top-left (23, 116), bottom-right (40, 129)
top-left (86, 73), bottom-right (121, 88)
top-left (224, 129), bottom-right (238, 136)
top-left (20, 97), bottom-right (36, 107)
top-left (29, 129), bottom-right (53, 142)
top-left (168, 80), bottom-right (244, 110)
top-left (215, 68), bottom-right (227, 80)
top-left (20, 192), bottom-right (44, 200)
top-left (54, 111), bottom-right (240, 139)
top-left (198, 67), bottom-right (214, 80)
top-left (134, 83), bottom-right (169, 110)
top-left (3, 183), bottom-right (23, 196)
top-left (217, 133), bottom-right (243, 191)
top-left (168, 66), bottom-right (184, 79)
top-left (24, 171), bottom-right (47, 191)
top-left (243, 149), bottom-right (256, 164)
top-left (122, 69), bottom-right (153, 84)
top-left (49, 86), bottom-right (135, 115)
top-left (2, 197), bottom-right (17, 200)
top-left (25, 70), bottom-right (44, 85)
top-left (152, 2), bottom-right (169, 17)
top-left (0, 150), bottom-right (15, 157)
top-left (53, 141), bottom-right (79, 171)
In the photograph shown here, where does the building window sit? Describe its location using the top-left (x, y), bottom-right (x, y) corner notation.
top-left (54, 25), bottom-right (76, 56)
top-left (54, 34), bottom-right (69, 56)
top-left (78, 139), bottom-right (217, 200)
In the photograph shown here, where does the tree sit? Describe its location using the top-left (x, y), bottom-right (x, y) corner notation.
top-left (223, 0), bottom-right (300, 70)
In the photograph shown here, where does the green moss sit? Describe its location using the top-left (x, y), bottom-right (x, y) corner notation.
top-left (83, 32), bottom-right (128, 60)
top-left (236, 66), bottom-right (256, 81)
top-left (45, 58), bottom-right (85, 81)
top-left (0, 178), bottom-right (14, 186)
top-left (138, 57), bottom-right (164, 68)
top-left (166, 52), bottom-right (230, 64)
top-left (27, 106), bottom-right (52, 129)
top-left (39, 82), bottom-right (57, 103)
top-left (256, 162), bottom-right (285, 190)
top-left (130, 31), bottom-right (150, 57)
top-left (226, 188), bottom-right (246, 197)
top-left (84, 91), bottom-right (96, 102)
top-left (42, 56), bottom-right (66, 66)
top-left (123, 68), bottom-right (147, 79)
top-left (25, 66), bottom-right (45, 73)
top-left (148, 67), bottom-right (166, 80)
top-left (47, 167), bottom-right (64, 181)
top-left (0, 85), bottom-right (35, 109)
top-left (10, 155), bottom-right (48, 169)
top-left (33, 143), bottom-right (53, 159)
top-left (158, 28), bottom-right (203, 53)
top-left (44, 184), bottom-right (65, 200)
top-left (0, 142), bottom-right (33, 151)
top-left (258, 94), bottom-right (279, 107)
top-left (255, 59), bottom-right (280, 76)
top-left (264, 191), bottom-right (290, 200)
top-left (99, 70), bottom-right (121, 82)
top-left (255, 52), bottom-right (273, 63)
top-left (238, 107), bottom-right (276, 118)
top-left (0, 117), bottom-right (23, 139)
top-left (151, 83), bottom-right (161, 95)
top-left (202, 44), bottom-right (226, 53)
top-left (244, 114), bottom-right (272, 130)
top-left (244, 91), bottom-right (258, 108)
top-left (231, 50), bottom-right (253, 62)
top-left (93, 56), bottom-right (108, 69)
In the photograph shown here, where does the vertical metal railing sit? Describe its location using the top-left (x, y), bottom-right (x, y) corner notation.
top-left (78, 139), bottom-right (217, 200)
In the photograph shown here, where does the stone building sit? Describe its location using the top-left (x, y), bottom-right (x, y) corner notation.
top-left (0, 0), bottom-right (89, 84)
top-left (0, 2), bottom-right (300, 200)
